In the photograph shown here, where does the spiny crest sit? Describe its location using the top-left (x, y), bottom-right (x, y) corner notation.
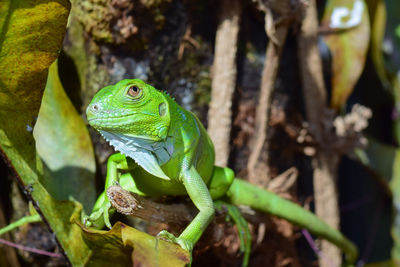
top-left (161, 90), bottom-right (176, 102)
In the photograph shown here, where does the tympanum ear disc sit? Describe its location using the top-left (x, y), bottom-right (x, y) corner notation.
top-left (159, 102), bottom-right (167, 117)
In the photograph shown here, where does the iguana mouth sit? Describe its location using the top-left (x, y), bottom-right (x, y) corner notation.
top-left (87, 102), bottom-right (135, 128)
top-left (88, 115), bottom-right (135, 130)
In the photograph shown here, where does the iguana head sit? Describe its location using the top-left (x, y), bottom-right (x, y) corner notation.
top-left (86, 79), bottom-right (170, 141)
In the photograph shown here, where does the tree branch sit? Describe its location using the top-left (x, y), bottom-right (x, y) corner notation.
top-left (297, 1), bottom-right (341, 265)
top-left (247, 0), bottom-right (293, 187)
top-left (207, 0), bottom-right (241, 167)
top-left (106, 186), bottom-right (193, 226)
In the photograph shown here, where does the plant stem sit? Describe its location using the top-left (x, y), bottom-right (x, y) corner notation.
top-left (0, 214), bottom-right (41, 236)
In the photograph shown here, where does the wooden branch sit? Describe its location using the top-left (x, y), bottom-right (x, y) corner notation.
top-left (207, 0), bottom-right (241, 167)
top-left (247, 0), bottom-right (292, 187)
top-left (107, 186), bottom-right (263, 226)
top-left (297, 1), bottom-right (341, 266)
top-left (107, 186), bottom-right (193, 225)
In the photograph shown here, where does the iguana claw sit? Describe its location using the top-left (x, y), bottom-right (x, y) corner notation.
top-left (157, 230), bottom-right (194, 252)
top-left (82, 201), bottom-right (113, 229)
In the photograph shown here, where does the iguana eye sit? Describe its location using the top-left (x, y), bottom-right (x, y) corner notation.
top-left (127, 85), bottom-right (141, 98)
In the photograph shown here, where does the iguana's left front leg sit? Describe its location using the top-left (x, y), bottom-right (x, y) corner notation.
top-left (158, 166), bottom-right (215, 252)
top-left (83, 153), bottom-right (130, 229)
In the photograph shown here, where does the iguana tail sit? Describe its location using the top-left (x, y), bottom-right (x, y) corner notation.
top-left (226, 178), bottom-right (358, 265)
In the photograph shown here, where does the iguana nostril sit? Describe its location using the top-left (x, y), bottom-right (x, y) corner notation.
top-left (87, 103), bottom-right (100, 120)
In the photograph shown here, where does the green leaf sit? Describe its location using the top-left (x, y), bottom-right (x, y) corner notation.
top-left (359, 139), bottom-right (400, 264)
top-left (73, 217), bottom-right (190, 267)
top-left (395, 24), bottom-right (400, 39)
top-left (364, 260), bottom-right (397, 267)
top-left (366, 0), bottom-right (388, 88)
top-left (0, 0), bottom-right (70, 181)
top-left (0, 1), bottom-right (94, 265)
top-left (321, 0), bottom-right (370, 110)
top-left (366, 0), bottom-right (400, 143)
top-left (33, 61), bottom-right (96, 212)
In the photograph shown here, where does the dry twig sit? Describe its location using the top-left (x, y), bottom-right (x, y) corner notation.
top-left (207, 0), bottom-right (241, 167)
top-left (297, 1), bottom-right (341, 265)
top-left (247, 0), bottom-right (295, 186)
top-left (107, 186), bottom-right (193, 225)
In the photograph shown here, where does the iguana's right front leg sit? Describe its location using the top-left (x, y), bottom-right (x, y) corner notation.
top-left (83, 153), bottom-right (130, 229)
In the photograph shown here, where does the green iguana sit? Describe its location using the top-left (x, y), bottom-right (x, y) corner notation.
top-left (83, 79), bottom-right (357, 265)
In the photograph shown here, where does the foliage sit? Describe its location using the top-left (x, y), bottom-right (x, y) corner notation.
top-left (321, 0), bottom-right (370, 111)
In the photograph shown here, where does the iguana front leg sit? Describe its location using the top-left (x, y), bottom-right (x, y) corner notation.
top-left (83, 153), bottom-right (129, 229)
top-left (158, 166), bottom-right (215, 252)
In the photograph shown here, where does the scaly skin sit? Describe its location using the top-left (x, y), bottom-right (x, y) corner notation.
top-left (84, 79), bottom-right (358, 265)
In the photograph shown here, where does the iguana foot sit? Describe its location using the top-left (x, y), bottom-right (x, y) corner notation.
top-left (157, 230), bottom-right (193, 252)
top-left (82, 201), bottom-right (113, 229)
